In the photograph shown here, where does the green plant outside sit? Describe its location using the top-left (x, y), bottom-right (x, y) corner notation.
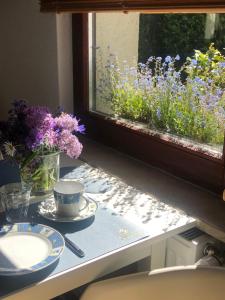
top-left (100, 45), bottom-right (225, 146)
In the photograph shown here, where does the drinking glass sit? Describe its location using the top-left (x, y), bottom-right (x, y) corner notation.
top-left (0, 182), bottom-right (31, 223)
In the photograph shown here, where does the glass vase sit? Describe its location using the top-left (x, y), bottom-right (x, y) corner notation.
top-left (20, 152), bottom-right (60, 196)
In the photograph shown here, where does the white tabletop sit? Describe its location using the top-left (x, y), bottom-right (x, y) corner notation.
top-left (0, 163), bottom-right (196, 300)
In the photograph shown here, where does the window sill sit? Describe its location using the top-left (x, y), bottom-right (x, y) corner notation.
top-left (78, 111), bottom-right (224, 193)
top-left (89, 111), bottom-right (223, 161)
top-left (62, 136), bottom-right (225, 234)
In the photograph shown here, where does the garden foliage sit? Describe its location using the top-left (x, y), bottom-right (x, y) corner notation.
top-left (98, 44), bottom-right (225, 145)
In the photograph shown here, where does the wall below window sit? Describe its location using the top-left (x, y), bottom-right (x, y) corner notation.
top-left (0, 0), bottom-right (73, 119)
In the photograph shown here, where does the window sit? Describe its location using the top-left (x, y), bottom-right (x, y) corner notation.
top-left (72, 13), bottom-right (225, 194)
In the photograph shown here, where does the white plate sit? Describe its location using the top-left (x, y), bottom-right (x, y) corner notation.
top-left (0, 223), bottom-right (64, 276)
top-left (38, 195), bottom-right (97, 222)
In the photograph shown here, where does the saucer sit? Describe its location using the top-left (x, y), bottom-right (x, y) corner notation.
top-left (38, 195), bottom-right (97, 222)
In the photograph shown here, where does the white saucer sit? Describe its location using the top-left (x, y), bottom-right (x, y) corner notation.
top-left (38, 195), bottom-right (97, 222)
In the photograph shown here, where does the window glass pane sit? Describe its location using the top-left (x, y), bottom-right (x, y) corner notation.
top-left (89, 13), bottom-right (225, 158)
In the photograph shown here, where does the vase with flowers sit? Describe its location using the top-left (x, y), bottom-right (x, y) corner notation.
top-left (0, 100), bottom-right (84, 196)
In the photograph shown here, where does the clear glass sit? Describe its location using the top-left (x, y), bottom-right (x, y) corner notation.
top-left (20, 152), bottom-right (60, 196)
top-left (0, 182), bottom-right (31, 223)
top-left (90, 13), bottom-right (225, 158)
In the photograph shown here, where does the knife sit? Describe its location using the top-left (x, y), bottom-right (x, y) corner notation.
top-left (63, 234), bottom-right (85, 258)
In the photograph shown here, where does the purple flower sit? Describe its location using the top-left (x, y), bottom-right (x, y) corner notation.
top-left (26, 129), bottom-right (44, 150)
top-left (57, 130), bottom-right (83, 158)
top-left (0, 101), bottom-right (84, 161)
top-left (55, 113), bottom-right (79, 132)
top-left (44, 130), bottom-right (57, 147)
top-left (25, 106), bottom-right (50, 130)
top-left (24, 107), bottom-right (55, 149)
top-left (77, 124), bottom-right (86, 134)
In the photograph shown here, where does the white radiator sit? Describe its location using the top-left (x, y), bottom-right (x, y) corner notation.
top-left (166, 227), bottom-right (217, 267)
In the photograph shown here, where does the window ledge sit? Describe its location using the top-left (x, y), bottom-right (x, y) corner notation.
top-left (90, 111), bottom-right (223, 161)
top-left (62, 136), bottom-right (225, 234)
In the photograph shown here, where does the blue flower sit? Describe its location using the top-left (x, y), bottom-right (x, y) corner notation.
top-left (77, 124), bottom-right (85, 134)
top-left (138, 63), bottom-right (146, 68)
top-left (175, 55), bottom-right (180, 61)
top-left (147, 56), bottom-right (154, 63)
top-left (218, 62), bottom-right (225, 68)
top-left (165, 56), bottom-right (172, 63)
top-left (176, 111), bottom-right (183, 118)
top-left (194, 77), bottom-right (205, 85)
top-left (156, 108), bottom-right (161, 119)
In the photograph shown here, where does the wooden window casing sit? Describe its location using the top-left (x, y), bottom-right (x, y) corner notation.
top-left (41, 1), bottom-right (225, 13)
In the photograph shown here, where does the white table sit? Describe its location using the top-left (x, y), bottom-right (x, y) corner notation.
top-left (0, 164), bottom-right (196, 300)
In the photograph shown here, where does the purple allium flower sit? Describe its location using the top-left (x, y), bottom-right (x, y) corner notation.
top-left (25, 106), bottom-right (50, 130)
top-left (55, 113), bottom-right (79, 132)
top-left (44, 130), bottom-right (57, 147)
top-left (57, 130), bottom-right (83, 158)
top-left (0, 101), bottom-right (84, 162)
top-left (24, 107), bottom-right (55, 149)
top-left (26, 129), bottom-right (44, 150)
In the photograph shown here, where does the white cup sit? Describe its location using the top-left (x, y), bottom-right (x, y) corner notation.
top-left (53, 181), bottom-right (86, 217)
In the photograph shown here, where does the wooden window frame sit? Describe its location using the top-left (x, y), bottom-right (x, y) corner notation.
top-left (41, 0), bottom-right (225, 13)
top-left (72, 13), bottom-right (225, 195)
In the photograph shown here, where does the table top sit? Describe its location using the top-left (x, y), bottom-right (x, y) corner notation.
top-left (0, 163), bottom-right (196, 300)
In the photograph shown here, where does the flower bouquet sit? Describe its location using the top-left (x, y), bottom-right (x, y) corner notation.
top-left (0, 100), bottom-right (84, 195)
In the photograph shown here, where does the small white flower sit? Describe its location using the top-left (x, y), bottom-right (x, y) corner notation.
top-left (4, 142), bottom-right (16, 157)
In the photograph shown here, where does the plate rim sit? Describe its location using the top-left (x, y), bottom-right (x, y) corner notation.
top-left (38, 197), bottom-right (98, 223)
top-left (0, 222), bottom-right (65, 276)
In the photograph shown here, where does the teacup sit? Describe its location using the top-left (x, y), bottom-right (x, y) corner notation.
top-left (53, 181), bottom-right (86, 217)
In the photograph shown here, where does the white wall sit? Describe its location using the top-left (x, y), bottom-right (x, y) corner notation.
top-left (96, 13), bottom-right (140, 64)
top-left (95, 12), bottom-right (140, 114)
top-left (0, 0), bottom-right (73, 119)
top-left (56, 14), bottom-right (74, 113)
